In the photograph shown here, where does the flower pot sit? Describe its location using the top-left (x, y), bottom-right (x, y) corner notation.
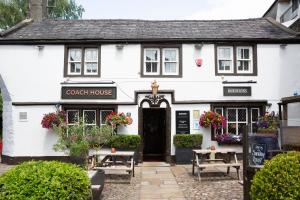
top-left (175, 148), bottom-right (193, 164)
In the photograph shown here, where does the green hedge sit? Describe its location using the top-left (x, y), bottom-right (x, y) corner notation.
top-left (251, 151), bottom-right (300, 200)
top-left (173, 133), bottom-right (203, 148)
top-left (0, 161), bottom-right (91, 200)
top-left (108, 134), bottom-right (141, 149)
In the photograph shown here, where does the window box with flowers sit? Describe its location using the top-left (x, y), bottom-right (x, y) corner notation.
top-left (215, 133), bottom-right (243, 145)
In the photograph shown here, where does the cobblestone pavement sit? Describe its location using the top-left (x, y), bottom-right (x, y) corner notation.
top-left (0, 163), bottom-right (14, 175)
top-left (171, 165), bottom-right (243, 200)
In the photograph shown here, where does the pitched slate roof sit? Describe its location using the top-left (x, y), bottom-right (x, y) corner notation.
top-left (0, 18), bottom-right (298, 42)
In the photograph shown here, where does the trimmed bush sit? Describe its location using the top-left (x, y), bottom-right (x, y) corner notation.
top-left (251, 151), bottom-right (300, 200)
top-left (173, 133), bottom-right (203, 148)
top-left (0, 161), bottom-right (91, 200)
top-left (108, 134), bottom-right (141, 149)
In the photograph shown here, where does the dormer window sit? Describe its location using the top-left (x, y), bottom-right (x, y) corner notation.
top-left (141, 45), bottom-right (182, 77)
top-left (64, 46), bottom-right (100, 77)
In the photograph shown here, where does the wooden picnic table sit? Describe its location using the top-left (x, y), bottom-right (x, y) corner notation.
top-left (192, 149), bottom-right (242, 182)
top-left (91, 149), bottom-right (135, 177)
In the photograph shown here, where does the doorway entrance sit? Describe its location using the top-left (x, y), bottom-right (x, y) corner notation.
top-left (142, 108), bottom-right (166, 161)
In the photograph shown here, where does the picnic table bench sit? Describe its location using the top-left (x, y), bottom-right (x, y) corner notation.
top-left (91, 150), bottom-right (135, 177)
top-left (192, 149), bottom-right (242, 182)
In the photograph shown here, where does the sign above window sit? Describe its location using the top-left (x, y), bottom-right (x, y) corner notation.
top-left (223, 86), bottom-right (251, 96)
top-left (61, 87), bottom-right (117, 99)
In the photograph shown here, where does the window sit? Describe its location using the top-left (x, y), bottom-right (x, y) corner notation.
top-left (215, 45), bottom-right (256, 76)
top-left (292, 0), bottom-right (299, 12)
top-left (162, 48), bottom-right (179, 75)
top-left (217, 47), bottom-right (233, 73)
top-left (65, 47), bottom-right (100, 77)
top-left (211, 105), bottom-right (263, 140)
top-left (144, 49), bottom-right (160, 75)
top-left (65, 107), bottom-right (115, 127)
top-left (237, 47), bottom-right (252, 73)
top-left (142, 45), bottom-right (181, 77)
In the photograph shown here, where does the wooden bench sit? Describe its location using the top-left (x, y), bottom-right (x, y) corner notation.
top-left (192, 149), bottom-right (242, 182)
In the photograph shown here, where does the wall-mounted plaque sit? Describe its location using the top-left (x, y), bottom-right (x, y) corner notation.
top-left (176, 111), bottom-right (190, 134)
top-left (61, 87), bottom-right (117, 99)
top-left (223, 86), bottom-right (251, 96)
top-left (249, 143), bottom-right (266, 166)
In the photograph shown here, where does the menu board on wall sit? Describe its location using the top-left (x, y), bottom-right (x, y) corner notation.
top-left (176, 111), bottom-right (190, 134)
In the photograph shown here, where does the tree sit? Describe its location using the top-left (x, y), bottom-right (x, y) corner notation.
top-left (0, 0), bottom-right (84, 30)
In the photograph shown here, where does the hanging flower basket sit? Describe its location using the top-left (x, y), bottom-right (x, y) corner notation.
top-left (41, 111), bottom-right (66, 129)
top-left (106, 112), bottom-right (133, 127)
top-left (199, 111), bottom-right (226, 129)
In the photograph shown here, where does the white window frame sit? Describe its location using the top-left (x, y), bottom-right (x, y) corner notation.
top-left (214, 107), bottom-right (224, 136)
top-left (68, 49), bottom-right (82, 75)
top-left (100, 110), bottom-right (114, 126)
top-left (84, 48), bottom-right (98, 75)
top-left (217, 46), bottom-right (234, 73)
top-left (226, 108), bottom-right (248, 135)
top-left (236, 46), bottom-right (253, 74)
top-left (250, 108), bottom-right (260, 133)
top-left (144, 48), bottom-right (160, 75)
top-left (162, 48), bottom-right (179, 75)
top-left (83, 110), bottom-right (96, 126)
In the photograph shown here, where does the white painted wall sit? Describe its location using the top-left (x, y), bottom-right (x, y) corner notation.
top-left (1, 43), bottom-right (300, 157)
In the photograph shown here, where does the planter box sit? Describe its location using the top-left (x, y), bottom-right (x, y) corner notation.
top-left (175, 148), bottom-right (193, 164)
top-left (88, 169), bottom-right (105, 200)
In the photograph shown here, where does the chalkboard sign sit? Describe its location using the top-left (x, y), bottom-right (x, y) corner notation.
top-left (249, 143), bottom-right (267, 166)
top-left (176, 111), bottom-right (190, 134)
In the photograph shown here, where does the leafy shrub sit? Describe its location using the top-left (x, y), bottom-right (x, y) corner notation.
top-left (0, 161), bottom-right (91, 200)
top-left (108, 134), bottom-right (141, 149)
top-left (251, 151), bottom-right (300, 200)
top-left (173, 134), bottom-right (203, 148)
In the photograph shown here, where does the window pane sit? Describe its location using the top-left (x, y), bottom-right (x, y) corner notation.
top-left (228, 123), bottom-right (237, 134)
top-left (238, 109), bottom-right (247, 122)
top-left (251, 109), bottom-right (259, 121)
top-left (227, 109), bottom-right (236, 121)
top-left (238, 61), bottom-right (250, 71)
top-left (219, 48), bottom-right (231, 59)
top-left (219, 60), bottom-right (231, 71)
top-left (145, 50), bottom-right (158, 61)
top-left (85, 49), bottom-right (98, 61)
top-left (86, 63), bottom-right (98, 73)
top-left (69, 49), bottom-right (81, 61)
top-left (70, 63), bottom-right (81, 73)
top-left (100, 110), bottom-right (113, 125)
top-left (146, 62), bottom-right (152, 72)
top-left (67, 110), bottom-right (79, 124)
top-left (238, 123), bottom-right (247, 135)
top-left (164, 50), bottom-right (177, 61)
top-left (83, 110), bottom-right (96, 124)
top-left (164, 63), bottom-right (176, 73)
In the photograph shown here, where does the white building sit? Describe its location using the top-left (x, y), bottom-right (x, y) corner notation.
top-left (1, 2), bottom-right (300, 164)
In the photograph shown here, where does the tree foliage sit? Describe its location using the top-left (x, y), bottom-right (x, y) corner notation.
top-left (0, 0), bottom-right (84, 30)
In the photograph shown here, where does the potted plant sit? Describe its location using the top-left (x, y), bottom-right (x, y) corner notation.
top-left (108, 134), bottom-right (141, 162)
top-left (199, 111), bottom-right (226, 129)
top-left (173, 133), bottom-right (203, 164)
top-left (105, 112), bottom-right (133, 135)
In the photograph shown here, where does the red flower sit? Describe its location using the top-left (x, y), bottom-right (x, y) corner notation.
top-left (41, 111), bottom-right (66, 129)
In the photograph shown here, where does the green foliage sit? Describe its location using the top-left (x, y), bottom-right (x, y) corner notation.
top-left (251, 151), bottom-right (300, 200)
top-left (108, 134), bottom-right (141, 149)
top-left (53, 119), bottom-right (112, 157)
top-left (0, 161), bottom-right (91, 200)
top-left (173, 133), bottom-right (203, 148)
top-left (0, 0), bottom-right (84, 30)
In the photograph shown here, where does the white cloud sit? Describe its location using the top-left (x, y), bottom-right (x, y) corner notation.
top-left (185, 0), bottom-right (275, 20)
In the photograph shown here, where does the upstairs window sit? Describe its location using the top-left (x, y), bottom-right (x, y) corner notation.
top-left (215, 45), bottom-right (256, 76)
top-left (142, 45), bottom-right (182, 77)
top-left (65, 47), bottom-right (100, 77)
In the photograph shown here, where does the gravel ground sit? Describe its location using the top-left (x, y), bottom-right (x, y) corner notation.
top-left (100, 167), bottom-right (141, 200)
top-left (171, 165), bottom-right (243, 200)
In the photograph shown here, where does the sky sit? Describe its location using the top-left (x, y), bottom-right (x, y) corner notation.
top-left (75, 0), bottom-right (275, 20)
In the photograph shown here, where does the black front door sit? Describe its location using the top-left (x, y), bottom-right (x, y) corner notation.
top-left (143, 108), bottom-right (166, 161)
